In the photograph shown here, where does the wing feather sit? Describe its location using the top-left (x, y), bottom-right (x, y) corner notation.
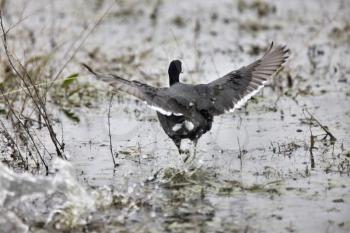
top-left (201, 42), bottom-right (289, 115)
top-left (82, 64), bottom-right (186, 116)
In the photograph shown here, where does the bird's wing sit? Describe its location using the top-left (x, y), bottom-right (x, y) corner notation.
top-left (83, 64), bottom-right (187, 116)
top-left (201, 42), bottom-right (289, 115)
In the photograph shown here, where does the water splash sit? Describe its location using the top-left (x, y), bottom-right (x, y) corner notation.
top-left (0, 159), bottom-right (96, 232)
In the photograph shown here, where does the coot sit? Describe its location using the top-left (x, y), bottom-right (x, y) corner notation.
top-left (83, 42), bottom-right (289, 156)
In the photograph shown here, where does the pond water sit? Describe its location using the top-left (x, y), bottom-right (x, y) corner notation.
top-left (0, 0), bottom-right (349, 232)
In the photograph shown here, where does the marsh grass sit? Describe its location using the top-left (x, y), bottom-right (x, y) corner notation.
top-left (0, 12), bottom-right (65, 173)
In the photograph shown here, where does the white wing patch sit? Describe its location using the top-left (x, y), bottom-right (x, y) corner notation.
top-left (144, 102), bottom-right (183, 116)
top-left (228, 80), bottom-right (267, 113)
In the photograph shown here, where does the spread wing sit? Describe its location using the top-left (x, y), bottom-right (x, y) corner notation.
top-left (83, 64), bottom-right (186, 116)
top-left (203, 42), bottom-right (289, 115)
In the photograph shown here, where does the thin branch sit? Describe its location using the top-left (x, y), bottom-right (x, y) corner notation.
top-left (237, 137), bottom-right (243, 172)
top-left (0, 11), bottom-right (65, 159)
top-left (0, 76), bottom-right (77, 98)
top-left (47, 1), bottom-right (117, 91)
top-left (0, 88), bottom-right (48, 174)
top-left (16, 58), bottom-right (65, 157)
top-left (108, 93), bottom-right (118, 168)
top-left (305, 109), bottom-right (336, 142)
top-left (307, 118), bottom-right (315, 169)
top-left (0, 119), bottom-right (26, 166)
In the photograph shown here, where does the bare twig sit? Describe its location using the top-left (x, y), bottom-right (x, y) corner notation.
top-left (237, 137), bottom-right (243, 172)
top-left (210, 54), bottom-right (220, 79)
top-left (0, 12), bottom-right (34, 37)
top-left (137, 141), bottom-right (141, 164)
top-left (150, 0), bottom-right (161, 26)
top-left (0, 11), bottom-right (65, 160)
top-left (0, 119), bottom-right (26, 167)
top-left (0, 88), bottom-right (48, 174)
top-left (0, 75), bottom-right (77, 98)
top-left (305, 109), bottom-right (336, 142)
top-left (308, 120), bottom-right (315, 169)
top-left (193, 18), bottom-right (201, 72)
top-left (47, 1), bottom-right (117, 91)
top-left (16, 59), bottom-right (66, 158)
top-left (107, 93), bottom-right (118, 168)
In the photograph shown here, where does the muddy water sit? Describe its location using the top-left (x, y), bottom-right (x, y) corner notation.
top-left (1, 0), bottom-right (350, 232)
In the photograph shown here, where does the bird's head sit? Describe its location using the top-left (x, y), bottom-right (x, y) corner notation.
top-left (168, 60), bottom-right (182, 86)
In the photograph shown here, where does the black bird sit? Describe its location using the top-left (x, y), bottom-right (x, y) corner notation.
top-left (83, 42), bottom-right (289, 156)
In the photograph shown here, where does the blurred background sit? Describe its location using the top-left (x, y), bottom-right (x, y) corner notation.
top-left (0, 0), bottom-right (349, 232)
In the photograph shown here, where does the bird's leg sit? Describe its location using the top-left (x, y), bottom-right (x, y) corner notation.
top-left (184, 139), bottom-right (198, 163)
top-left (192, 139), bottom-right (198, 162)
top-left (174, 139), bottom-right (189, 162)
top-left (194, 139), bottom-right (198, 156)
top-left (174, 139), bottom-right (191, 163)
top-left (173, 138), bottom-right (183, 154)
top-left (183, 153), bottom-right (190, 163)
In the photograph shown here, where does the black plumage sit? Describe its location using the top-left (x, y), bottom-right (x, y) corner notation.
top-left (156, 60), bottom-right (213, 153)
top-left (83, 42), bottom-right (289, 155)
